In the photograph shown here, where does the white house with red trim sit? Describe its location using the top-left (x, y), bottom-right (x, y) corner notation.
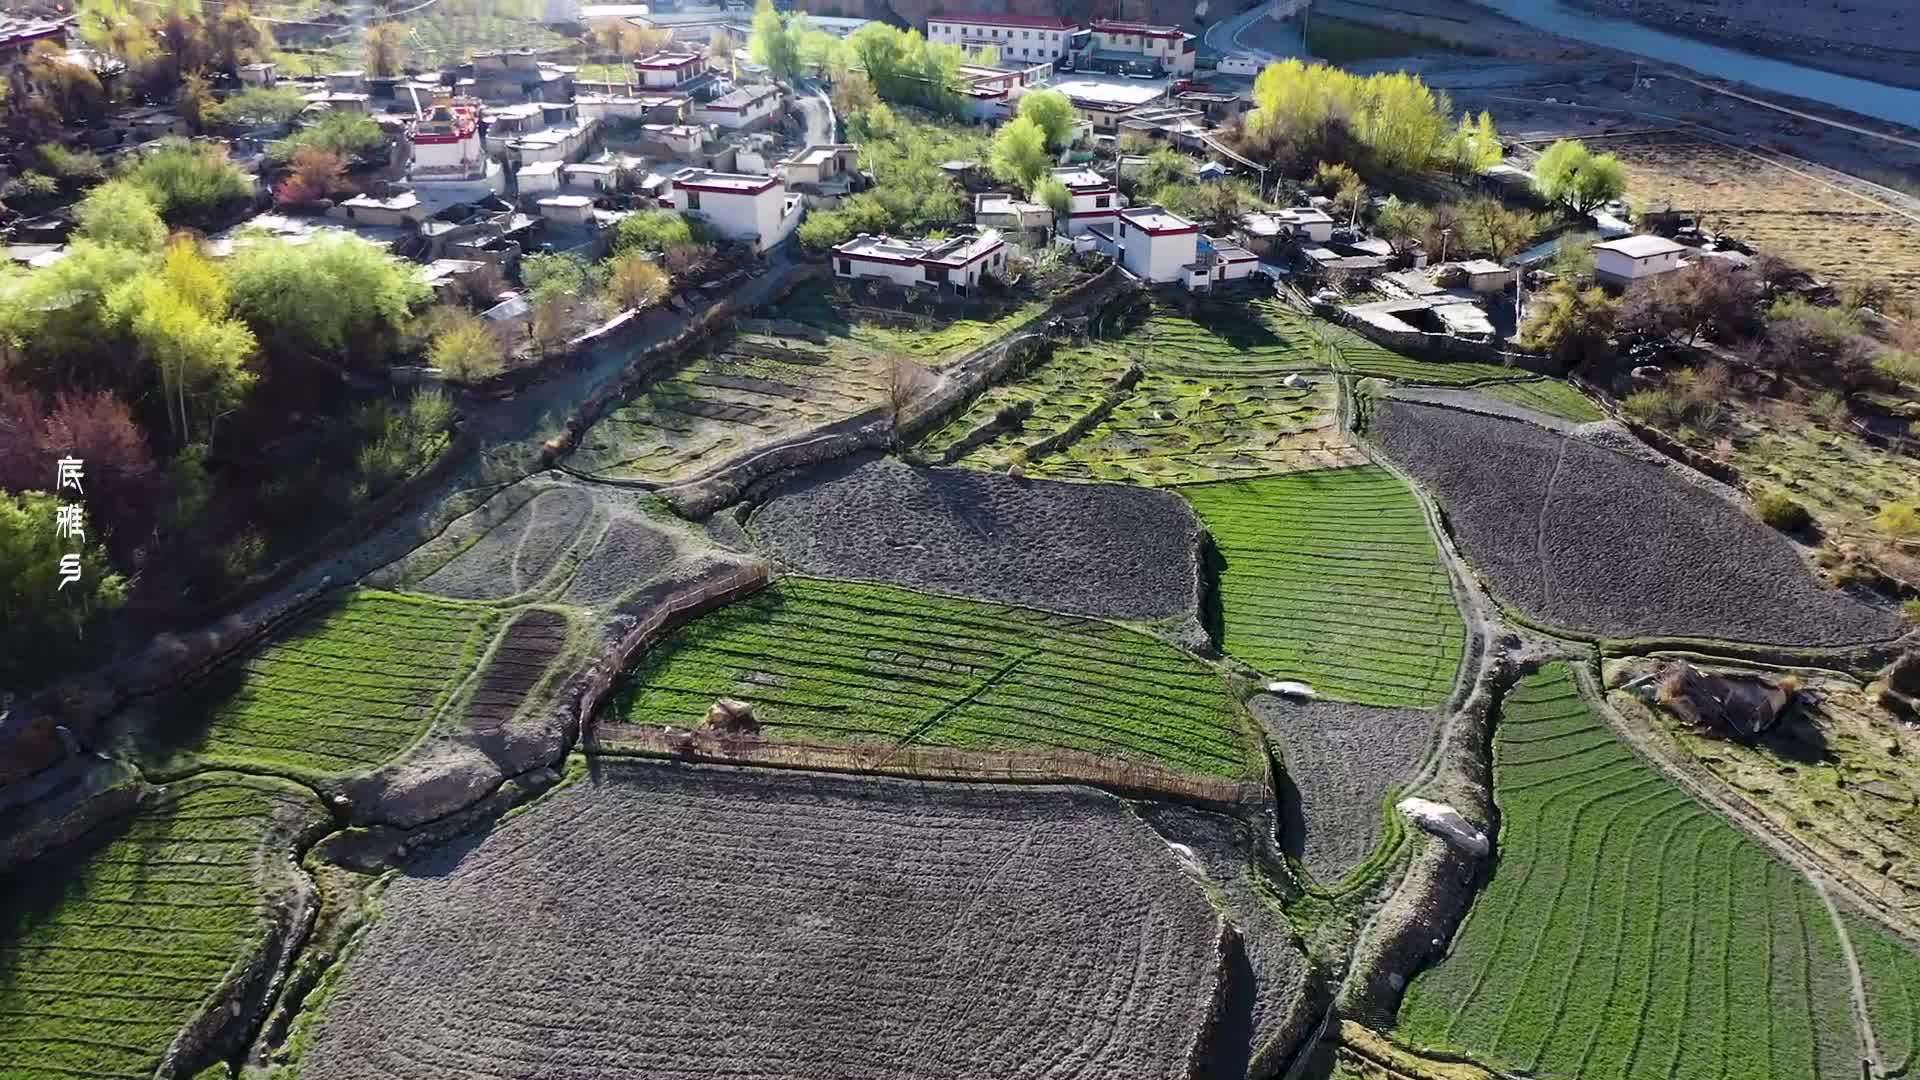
top-left (926, 12), bottom-right (1079, 62)
top-left (832, 229), bottom-right (1009, 296)
top-left (409, 97), bottom-right (487, 180)
top-left (634, 50), bottom-right (707, 90)
top-left (1086, 19), bottom-right (1197, 76)
top-left (669, 168), bottom-right (803, 252)
top-left (694, 83), bottom-right (781, 131)
top-left (1052, 166), bottom-right (1120, 237)
top-left (1116, 205), bottom-right (1199, 284)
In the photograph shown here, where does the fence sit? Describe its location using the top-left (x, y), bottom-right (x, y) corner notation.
top-left (589, 726), bottom-right (1267, 810)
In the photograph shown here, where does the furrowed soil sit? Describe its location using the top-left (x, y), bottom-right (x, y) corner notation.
top-left (1371, 401), bottom-right (1901, 645)
top-left (0, 774), bottom-right (325, 1080)
top-left (414, 486), bottom-right (594, 600)
top-left (466, 609), bottom-right (569, 741)
top-left (563, 327), bottom-right (895, 485)
top-left (747, 454), bottom-right (1202, 620)
top-left (1252, 696), bottom-right (1439, 886)
top-left (139, 591), bottom-right (501, 779)
top-left (1395, 664), bottom-right (1861, 1079)
top-left (1140, 804), bottom-right (1311, 1072)
top-left (1542, 132), bottom-right (1920, 307)
top-left (608, 576), bottom-right (1256, 777)
top-left (1606, 660), bottom-right (1920, 921)
top-left (920, 297), bottom-right (1368, 485)
top-left (296, 762), bottom-right (1225, 1080)
top-left (778, 277), bottom-right (1058, 364)
top-left (1183, 468), bottom-right (1466, 708)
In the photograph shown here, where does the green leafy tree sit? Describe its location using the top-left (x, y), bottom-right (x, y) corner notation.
top-left (1446, 110), bottom-right (1503, 179)
top-left (427, 308), bottom-right (507, 383)
top-left (225, 234), bottom-right (430, 365)
top-left (365, 22), bottom-right (408, 78)
top-left (1375, 195), bottom-right (1432, 255)
top-left (37, 143), bottom-right (106, 188)
top-left (988, 116), bottom-right (1052, 191)
top-left (0, 491), bottom-right (129, 687)
top-left (270, 111), bottom-right (386, 162)
top-left (1032, 175), bottom-right (1071, 219)
top-left (119, 137), bottom-right (251, 225)
top-left (614, 210), bottom-right (708, 253)
top-left (0, 241), bottom-right (155, 388)
top-left (1154, 179), bottom-right (1258, 234)
top-left (109, 237), bottom-right (257, 444)
top-left (1520, 281), bottom-right (1618, 368)
top-left (605, 251), bottom-right (671, 310)
top-left (750, 0), bottom-right (804, 82)
top-left (74, 179), bottom-right (169, 252)
top-left (1533, 139), bottom-right (1629, 216)
top-left (1462, 197), bottom-right (1539, 260)
top-left (206, 85), bottom-right (307, 129)
top-left (78, 0), bottom-right (161, 67)
top-left (1139, 148), bottom-right (1196, 193)
top-left (1017, 90), bottom-right (1077, 153)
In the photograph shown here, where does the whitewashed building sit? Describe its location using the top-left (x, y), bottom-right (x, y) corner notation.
top-left (1087, 20), bottom-right (1197, 76)
top-left (926, 12), bottom-right (1079, 62)
top-left (832, 229), bottom-right (1009, 296)
top-left (669, 168), bottom-right (803, 252)
top-left (634, 51), bottom-right (707, 90)
top-left (1052, 166), bottom-right (1120, 236)
top-left (409, 98), bottom-right (486, 179)
top-left (1216, 53), bottom-right (1262, 76)
top-left (1115, 205), bottom-right (1199, 284)
top-left (695, 84), bottom-right (781, 130)
top-left (1593, 234), bottom-right (1688, 287)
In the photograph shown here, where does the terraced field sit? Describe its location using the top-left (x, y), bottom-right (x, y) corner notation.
top-left (144, 591), bottom-right (499, 778)
top-left (0, 775), bottom-right (324, 1080)
top-left (564, 331), bottom-right (896, 485)
top-left (1396, 665), bottom-right (1861, 1079)
top-left (780, 278), bottom-right (1054, 363)
top-left (1849, 914), bottom-right (1920, 1078)
top-left (608, 576), bottom-right (1255, 777)
top-left (1478, 379), bottom-right (1605, 422)
top-left (1183, 468), bottom-right (1465, 708)
top-left (1330, 334), bottom-right (1530, 385)
top-left (921, 300), bottom-right (1365, 483)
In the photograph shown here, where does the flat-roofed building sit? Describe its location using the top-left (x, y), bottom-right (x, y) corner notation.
top-left (634, 50), bottom-right (707, 90)
top-left (1051, 166), bottom-right (1120, 236)
top-left (1115, 204), bottom-right (1199, 284)
top-left (1086, 20), bottom-right (1197, 76)
top-left (926, 12), bottom-right (1079, 62)
top-left (832, 228), bottom-right (1008, 296)
top-left (1593, 234), bottom-right (1688, 287)
top-left (695, 83), bottom-right (781, 130)
top-left (670, 168), bottom-right (802, 252)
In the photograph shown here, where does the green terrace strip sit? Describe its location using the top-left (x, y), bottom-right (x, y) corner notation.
top-left (778, 279), bottom-right (1054, 362)
top-left (563, 333), bottom-right (893, 485)
top-left (0, 775), bottom-right (324, 1080)
top-left (1328, 330), bottom-right (1533, 386)
top-left (1478, 379), bottom-right (1607, 423)
top-left (1183, 468), bottom-right (1465, 708)
top-left (144, 591), bottom-right (499, 779)
top-left (609, 577), bottom-right (1257, 778)
top-left (1848, 914), bottom-right (1920, 1078)
top-left (920, 299), bottom-right (1366, 484)
top-left (1396, 664), bottom-right (1862, 1079)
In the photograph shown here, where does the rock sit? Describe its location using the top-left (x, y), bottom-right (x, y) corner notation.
top-left (1282, 373), bottom-right (1313, 389)
top-left (1006, 462), bottom-right (1027, 481)
top-left (705, 697), bottom-right (759, 734)
top-left (1264, 680), bottom-right (1317, 700)
top-left (1397, 797), bottom-right (1489, 858)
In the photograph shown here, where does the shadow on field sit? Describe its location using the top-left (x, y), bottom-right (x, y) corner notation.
top-left (1757, 709), bottom-right (1833, 766)
top-left (1199, 538), bottom-right (1227, 651)
top-left (1275, 766), bottom-right (1309, 868)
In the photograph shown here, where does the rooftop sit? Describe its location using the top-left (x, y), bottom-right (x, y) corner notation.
top-left (1594, 234), bottom-right (1688, 258)
top-left (782, 144), bottom-right (856, 166)
top-left (672, 167), bottom-right (780, 194)
top-left (836, 228), bottom-right (1005, 266)
top-left (1048, 75), bottom-right (1167, 108)
top-left (704, 83), bottom-right (778, 108)
top-left (636, 50), bottom-right (705, 69)
top-left (1051, 166), bottom-right (1111, 190)
top-left (929, 11), bottom-right (1079, 29)
top-left (1092, 19), bottom-right (1190, 37)
top-left (1120, 205), bottom-right (1197, 234)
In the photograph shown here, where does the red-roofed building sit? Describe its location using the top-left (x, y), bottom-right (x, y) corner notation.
top-left (927, 12), bottom-right (1080, 63)
top-left (633, 50), bottom-right (706, 90)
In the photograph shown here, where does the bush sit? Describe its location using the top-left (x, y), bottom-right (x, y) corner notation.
top-left (1876, 502), bottom-right (1920, 538)
top-left (206, 86), bottom-right (307, 130)
top-left (120, 139), bottom-right (251, 225)
top-left (1905, 598), bottom-right (1920, 626)
top-left (225, 234), bottom-right (431, 365)
top-left (1754, 489), bottom-right (1812, 533)
top-left (614, 210), bottom-right (715, 254)
top-left (427, 309), bottom-right (507, 383)
top-left (1623, 388), bottom-right (1685, 426)
top-left (6, 171), bottom-right (58, 199)
top-left (37, 144), bottom-right (106, 187)
top-left (269, 111), bottom-right (387, 163)
top-left (73, 180), bottom-right (169, 252)
top-left (604, 251), bottom-right (670, 310)
top-left (353, 390), bottom-right (454, 498)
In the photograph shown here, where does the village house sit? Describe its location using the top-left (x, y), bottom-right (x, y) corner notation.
top-left (779, 144), bottom-right (861, 195)
top-left (1196, 236), bottom-right (1261, 289)
top-left (926, 12), bottom-right (1080, 63)
top-left (1113, 204), bottom-right (1199, 284)
top-left (832, 229), bottom-right (1009, 296)
top-left (1052, 166), bottom-right (1120, 236)
top-left (1593, 234), bottom-right (1689, 287)
top-left (1082, 20), bottom-right (1197, 76)
top-left (409, 98), bottom-right (488, 180)
top-left (634, 51), bottom-right (710, 91)
top-left (670, 168), bottom-right (803, 252)
top-left (974, 192), bottom-right (1054, 244)
top-left (0, 15), bottom-right (65, 64)
top-left (695, 83), bottom-right (782, 131)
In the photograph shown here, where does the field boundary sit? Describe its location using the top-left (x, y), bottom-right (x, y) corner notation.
top-left (587, 727), bottom-right (1268, 811)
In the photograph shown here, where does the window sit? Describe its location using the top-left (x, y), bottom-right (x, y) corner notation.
top-left (926, 265), bottom-right (949, 283)
top-left (839, 258), bottom-right (852, 275)
top-left (687, 191), bottom-right (700, 210)
top-left (1095, 195), bottom-right (1109, 208)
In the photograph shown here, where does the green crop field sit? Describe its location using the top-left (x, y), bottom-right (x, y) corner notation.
top-left (1397, 664), bottom-right (1861, 1079)
top-left (1479, 379), bottom-right (1606, 422)
top-left (564, 332), bottom-right (895, 484)
top-left (1331, 334), bottom-right (1531, 385)
top-left (143, 591), bottom-right (498, 778)
top-left (1183, 468), bottom-right (1464, 707)
top-left (0, 775), bottom-right (323, 1080)
top-left (609, 577), bottom-right (1256, 777)
top-left (1849, 914), bottom-right (1920, 1077)
top-left (779, 279), bottom-right (1053, 363)
top-left (920, 300), bottom-right (1367, 484)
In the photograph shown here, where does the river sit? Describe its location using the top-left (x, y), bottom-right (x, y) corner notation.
top-left (1469, 0), bottom-right (1920, 129)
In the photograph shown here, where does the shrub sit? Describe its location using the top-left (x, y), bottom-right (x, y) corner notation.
top-left (605, 251), bottom-right (670, 310)
top-left (1905, 598), bottom-right (1920, 625)
top-left (37, 143), bottom-right (106, 187)
top-left (225, 234), bottom-right (431, 365)
top-left (614, 210), bottom-right (714, 254)
top-left (354, 390), bottom-right (454, 497)
top-left (1873, 350), bottom-right (1920, 388)
top-left (427, 309), bottom-right (507, 383)
top-left (73, 180), bottom-right (169, 252)
top-left (269, 111), bottom-right (386, 163)
top-left (6, 171), bottom-right (58, 199)
top-left (1623, 388), bottom-right (1685, 425)
top-left (206, 85), bottom-right (307, 129)
top-left (1876, 502), bottom-right (1920, 538)
top-left (119, 138), bottom-right (251, 225)
top-left (1754, 489), bottom-right (1812, 533)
